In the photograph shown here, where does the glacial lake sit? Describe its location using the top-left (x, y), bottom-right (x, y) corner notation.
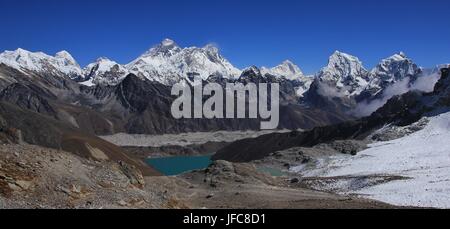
top-left (257, 166), bottom-right (285, 177)
top-left (146, 155), bottom-right (212, 176)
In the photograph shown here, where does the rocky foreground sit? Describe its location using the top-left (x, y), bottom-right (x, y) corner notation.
top-left (0, 143), bottom-right (398, 209)
top-left (0, 144), bottom-right (167, 209)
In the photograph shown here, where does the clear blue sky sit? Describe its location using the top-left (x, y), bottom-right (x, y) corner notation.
top-left (1, 0), bottom-right (449, 74)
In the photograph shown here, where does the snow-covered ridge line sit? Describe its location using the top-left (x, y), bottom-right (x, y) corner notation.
top-left (261, 60), bottom-right (305, 81)
top-left (0, 39), bottom-right (244, 86)
top-left (0, 41), bottom-right (440, 100)
top-left (0, 39), bottom-right (316, 88)
top-left (0, 48), bottom-right (83, 79)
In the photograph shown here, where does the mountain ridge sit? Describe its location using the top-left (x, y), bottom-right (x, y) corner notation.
top-left (0, 41), bottom-right (443, 119)
top-left (0, 41), bottom-right (430, 90)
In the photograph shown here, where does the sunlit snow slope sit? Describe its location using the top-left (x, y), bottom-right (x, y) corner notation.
top-left (297, 111), bottom-right (450, 208)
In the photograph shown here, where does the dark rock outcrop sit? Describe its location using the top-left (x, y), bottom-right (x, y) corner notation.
top-left (118, 161), bottom-right (146, 187)
top-left (0, 83), bottom-right (57, 117)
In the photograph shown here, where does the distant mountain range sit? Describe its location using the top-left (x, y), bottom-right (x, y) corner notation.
top-left (0, 38), bottom-right (445, 127)
top-left (0, 39), bottom-right (439, 100)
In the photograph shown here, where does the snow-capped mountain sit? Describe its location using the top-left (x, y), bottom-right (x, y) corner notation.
top-left (82, 57), bottom-right (129, 86)
top-left (261, 60), bottom-right (305, 81)
top-left (0, 45), bottom-right (431, 106)
top-left (259, 61), bottom-right (313, 97)
top-left (306, 51), bottom-right (428, 116)
top-left (309, 51), bottom-right (422, 101)
top-left (0, 48), bottom-right (83, 79)
top-left (126, 39), bottom-right (241, 85)
top-left (315, 51), bottom-right (370, 97)
top-left (0, 39), bottom-right (242, 87)
top-left (364, 52), bottom-right (421, 96)
top-left (239, 66), bottom-right (262, 78)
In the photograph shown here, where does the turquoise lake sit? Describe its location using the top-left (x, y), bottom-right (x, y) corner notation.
top-left (146, 155), bottom-right (212, 176)
top-left (257, 166), bottom-right (285, 177)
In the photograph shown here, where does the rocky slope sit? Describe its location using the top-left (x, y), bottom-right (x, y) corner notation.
top-left (0, 144), bottom-right (164, 209)
top-left (0, 100), bottom-right (159, 176)
top-left (80, 72), bottom-right (350, 134)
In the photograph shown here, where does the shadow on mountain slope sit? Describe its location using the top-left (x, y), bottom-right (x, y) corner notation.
top-left (0, 102), bottom-right (160, 176)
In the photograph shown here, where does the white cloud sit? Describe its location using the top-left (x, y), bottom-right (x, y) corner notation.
top-left (353, 71), bottom-right (441, 117)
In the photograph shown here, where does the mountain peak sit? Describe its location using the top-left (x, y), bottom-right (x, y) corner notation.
top-left (332, 50), bottom-right (342, 55)
top-left (127, 40), bottom-right (241, 85)
top-left (55, 50), bottom-right (78, 67)
top-left (261, 60), bottom-right (305, 81)
top-left (385, 52), bottom-right (409, 62)
top-left (95, 57), bottom-right (113, 63)
top-left (314, 51), bottom-right (369, 97)
top-left (329, 51), bottom-right (361, 64)
top-left (323, 51), bottom-right (366, 75)
top-left (82, 57), bottom-right (128, 86)
top-left (367, 52), bottom-right (420, 90)
top-left (145, 38), bottom-right (181, 56)
top-left (203, 44), bottom-right (219, 54)
top-left (279, 59), bottom-right (298, 69)
top-left (55, 50), bottom-right (72, 58)
top-left (376, 52), bottom-right (416, 70)
top-left (15, 48), bottom-right (29, 54)
top-left (242, 66), bottom-right (261, 76)
top-left (281, 59), bottom-right (295, 65)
